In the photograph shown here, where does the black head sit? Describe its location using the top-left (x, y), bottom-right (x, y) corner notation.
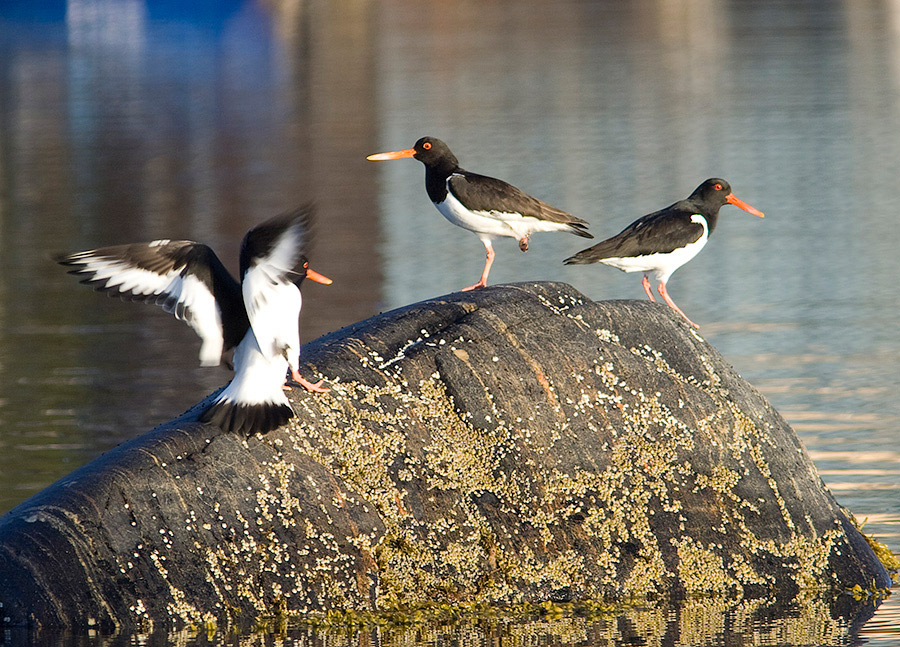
top-left (293, 254), bottom-right (310, 285)
top-left (411, 137), bottom-right (457, 167)
top-left (689, 178), bottom-right (733, 210)
top-left (367, 136), bottom-right (459, 171)
top-left (688, 178), bottom-right (765, 218)
top-left (294, 255), bottom-right (332, 288)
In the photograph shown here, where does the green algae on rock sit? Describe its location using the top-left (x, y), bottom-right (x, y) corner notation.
top-left (0, 282), bottom-right (891, 632)
top-left (288, 591), bottom-right (876, 646)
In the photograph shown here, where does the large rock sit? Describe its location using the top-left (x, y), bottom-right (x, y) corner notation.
top-left (0, 282), bottom-right (891, 631)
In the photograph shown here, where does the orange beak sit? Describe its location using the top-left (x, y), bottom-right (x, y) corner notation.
top-left (305, 268), bottom-right (332, 285)
top-left (367, 148), bottom-right (417, 161)
top-left (726, 193), bottom-right (765, 218)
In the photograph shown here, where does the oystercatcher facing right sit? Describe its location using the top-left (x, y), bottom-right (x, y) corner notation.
top-left (368, 136), bottom-right (592, 291)
top-left (564, 178), bottom-right (764, 328)
top-left (56, 206), bottom-right (332, 435)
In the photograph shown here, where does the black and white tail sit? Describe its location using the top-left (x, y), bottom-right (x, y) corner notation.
top-left (200, 398), bottom-right (293, 436)
top-left (199, 329), bottom-right (296, 435)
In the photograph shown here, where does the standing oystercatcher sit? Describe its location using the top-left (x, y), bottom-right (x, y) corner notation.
top-left (368, 136), bottom-right (592, 291)
top-left (56, 206), bottom-right (332, 435)
top-left (564, 178), bottom-right (764, 328)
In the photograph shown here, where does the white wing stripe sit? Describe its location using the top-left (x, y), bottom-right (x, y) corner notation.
top-left (67, 254), bottom-right (226, 367)
top-left (169, 274), bottom-right (224, 366)
top-left (260, 223), bottom-right (303, 274)
top-left (242, 221), bottom-right (305, 367)
top-left (242, 264), bottom-right (302, 366)
top-left (71, 257), bottom-right (179, 296)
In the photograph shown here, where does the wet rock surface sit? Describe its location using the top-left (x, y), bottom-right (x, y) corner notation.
top-left (0, 282), bottom-right (890, 631)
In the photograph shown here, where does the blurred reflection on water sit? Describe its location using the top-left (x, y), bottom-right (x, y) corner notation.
top-left (1, 0), bottom-right (899, 644)
top-left (2, 591), bottom-right (894, 647)
top-left (0, 0), bottom-right (381, 509)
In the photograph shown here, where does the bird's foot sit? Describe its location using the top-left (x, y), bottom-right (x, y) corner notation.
top-left (461, 280), bottom-right (487, 291)
top-left (285, 369), bottom-right (330, 393)
top-left (299, 378), bottom-right (330, 393)
top-left (657, 283), bottom-right (699, 328)
top-left (518, 236), bottom-right (529, 252)
top-left (672, 311), bottom-right (700, 329)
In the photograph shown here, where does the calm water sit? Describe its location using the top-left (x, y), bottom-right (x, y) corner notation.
top-left (1, 0), bottom-right (899, 644)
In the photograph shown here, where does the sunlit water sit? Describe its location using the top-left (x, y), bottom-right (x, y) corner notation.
top-left (1, 0), bottom-right (899, 644)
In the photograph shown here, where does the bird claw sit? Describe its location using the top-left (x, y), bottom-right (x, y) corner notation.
top-left (285, 371), bottom-right (330, 393)
top-left (299, 378), bottom-right (330, 393)
top-left (518, 237), bottom-right (529, 252)
top-left (462, 281), bottom-right (487, 291)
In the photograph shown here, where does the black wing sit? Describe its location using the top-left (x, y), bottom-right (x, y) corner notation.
top-left (449, 171), bottom-right (590, 232)
top-left (56, 241), bottom-right (246, 364)
top-left (565, 204), bottom-right (704, 263)
top-left (239, 205), bottom-right (315, 282)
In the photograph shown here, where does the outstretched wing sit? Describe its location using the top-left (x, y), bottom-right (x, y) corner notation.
top-left (56, 241), bottom-right (243, 366)
top-left (239, 207), bottom-right (314, 363)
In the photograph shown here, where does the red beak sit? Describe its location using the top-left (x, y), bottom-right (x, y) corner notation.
top-left (367, 148), bottom-right (417, 161)
top-left (305, 268), bottom-right (332, 285)
top-left (726, 193), bottom-right (765, 218)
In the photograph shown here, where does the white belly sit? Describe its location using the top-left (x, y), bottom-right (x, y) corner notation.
top-left (436, 180), bottom-right (572, 242)
top-left (243, 273), bottom-right (302, 370)
top-left (601, 215), bottom-right (709, 285)
top-left (218, 330), bottom-right (290, 407)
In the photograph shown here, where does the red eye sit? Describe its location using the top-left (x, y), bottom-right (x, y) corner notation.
top-left (714, 183), bottom-right (723, 191)
top-left (423, 141), bottom-right (432, 150)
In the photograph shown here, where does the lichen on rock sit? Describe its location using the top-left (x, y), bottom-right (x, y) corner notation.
top-left (0, 282), bottom-right (892, 632)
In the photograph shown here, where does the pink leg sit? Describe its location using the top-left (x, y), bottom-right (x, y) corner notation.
top-left (285, 367), bottom-right (330, 393)
top-left (657, 282), bottom-right (699, 328)
top-left (642, 275), bottom-right (656, 302)
top-left (462, 243), bottom-right (495, 291)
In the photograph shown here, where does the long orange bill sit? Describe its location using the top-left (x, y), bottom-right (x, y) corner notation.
top-left (366, 148), bottom-right (416, 161)
top-left (726, 193), bottom-right (765, 218)
top-left (306, 268), bottom-right (332, 285)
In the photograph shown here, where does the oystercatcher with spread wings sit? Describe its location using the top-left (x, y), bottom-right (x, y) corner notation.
top-left (56, 206), bottom-right (332, 435)
top-left (368, 136), bottom-right (592, 291)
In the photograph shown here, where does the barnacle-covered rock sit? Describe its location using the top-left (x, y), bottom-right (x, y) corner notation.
top-left (0, 282), bottom-right (891, 632)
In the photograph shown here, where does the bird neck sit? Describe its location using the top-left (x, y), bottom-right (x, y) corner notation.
top-left (424, 163), bottom-right (456, 202)
top-left (684, 197), bottom-right (721, 235)
top-left (702, 209), bottom-right (720, 235)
